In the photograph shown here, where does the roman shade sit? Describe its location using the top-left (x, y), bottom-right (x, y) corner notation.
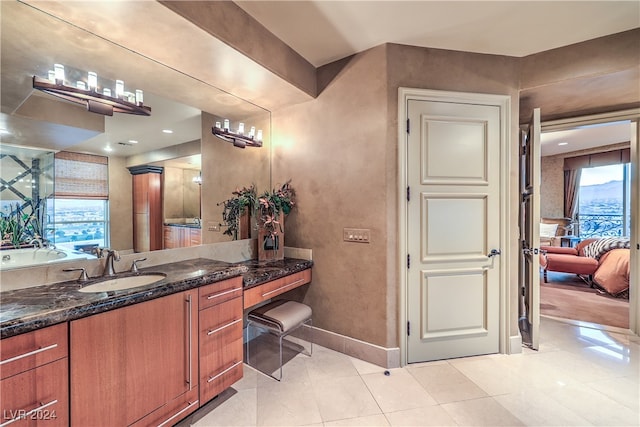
top-left (54, 151), bottom-right (108, 199)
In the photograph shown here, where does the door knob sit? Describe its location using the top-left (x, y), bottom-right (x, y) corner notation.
top-left (488, 249), bottom-right (501, 258)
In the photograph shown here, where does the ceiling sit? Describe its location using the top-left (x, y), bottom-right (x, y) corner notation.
top-left (1, 1), bottom-right (637, 159)
top-left (235, 1), bottom-right (639, 67)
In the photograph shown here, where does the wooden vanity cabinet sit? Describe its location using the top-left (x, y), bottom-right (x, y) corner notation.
top-left (163, 225), bottom-right (202, 249)
top-left (198, 276), bottom-right (244, 403)
top-left (0, 323), bottom-right (69, 427)
top-left (70, 289), bottom-right (199, 426)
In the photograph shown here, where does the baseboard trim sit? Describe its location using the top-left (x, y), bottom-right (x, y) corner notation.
top-left (302, 325), bottom-right (400, 368)
top-left (509, 334), bottom-right (523, 354)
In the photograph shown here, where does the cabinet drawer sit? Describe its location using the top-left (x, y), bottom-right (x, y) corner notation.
top-left (0, 357), bottom-right (69, 427)
top-left (243, 269), bottom-right (311, 309)
top-left (200, 358), bottom-right (243, 404)
top-left (198, 276), bottom-right (243, 310)
top-left (129, 387), bottom-right (199, 427)
top-left (0, 323), bottom-right (68, 380)
top-left (199, 317), bottom-right (243, 378)
top-left (199, 297), bottom-right (243, 337)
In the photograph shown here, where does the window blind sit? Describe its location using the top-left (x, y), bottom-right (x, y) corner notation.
top-left (54, 151), bottom-right (108, 199)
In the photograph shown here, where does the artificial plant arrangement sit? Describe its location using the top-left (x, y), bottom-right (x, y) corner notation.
top-left (0, 198), bottom-right (47, 248)
top-left (256, 180), bottom-right (295, 240)
top-left (219, 185), bottom-right (257, 239)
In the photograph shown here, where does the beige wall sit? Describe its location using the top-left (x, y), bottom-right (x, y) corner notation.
top-left (108, 156), bottom-right (133, 251)
top-left (272, 45), bottom-right (390, 346)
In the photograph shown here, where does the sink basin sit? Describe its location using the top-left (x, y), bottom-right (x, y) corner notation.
top-left (78, 274), bottom-right (166, 293)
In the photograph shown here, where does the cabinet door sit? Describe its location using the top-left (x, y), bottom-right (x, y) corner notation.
top-left (0, 358), bottom-right (69, 427)
top-left (190, 228), bottom-right (202, 246)
top-left (71, 290), bottom-right (198, 426)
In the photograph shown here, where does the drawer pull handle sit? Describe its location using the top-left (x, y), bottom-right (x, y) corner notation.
top-left (206, 287), bottom-right (241, 300)
top-left (262, 278), bottom-right (306, 297)
top-left (156, 400), bottom-right (199, 427)
top-left (207, 361), bottom-right (242, 383)
top-left (207, 319), bottom-right (242, 336)
top-left (0, 343), bottom-right (58, 365)
top-left (0, 399), bottom-right (57, 427)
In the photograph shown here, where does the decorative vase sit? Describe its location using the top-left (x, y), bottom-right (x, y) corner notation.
top-left (258, 214), bottom-right (284, 261)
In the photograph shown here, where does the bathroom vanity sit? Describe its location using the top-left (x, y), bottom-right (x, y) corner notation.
top-left (0, 257), bottom-right (312, 426)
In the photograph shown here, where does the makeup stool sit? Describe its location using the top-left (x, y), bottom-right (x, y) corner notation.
top-left (246, 300), bottom-right (312, 381)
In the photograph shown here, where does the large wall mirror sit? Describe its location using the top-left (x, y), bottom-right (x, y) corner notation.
top-left (0, 1), bottom-right (271, 268)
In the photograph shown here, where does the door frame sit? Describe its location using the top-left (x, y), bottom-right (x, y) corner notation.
top-left (540, 108), bottom-right (640, 335)
top-left (398, 88), bottom-right (512, 366)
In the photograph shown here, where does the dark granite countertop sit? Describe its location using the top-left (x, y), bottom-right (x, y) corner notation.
top-left (240, 258), bottom-right (314, 288)
top-left (0, 257), bottom-right (312, 339)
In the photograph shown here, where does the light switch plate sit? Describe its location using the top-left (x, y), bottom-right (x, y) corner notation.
top-left (343, 228), bottom-right (370, 243)
top-left (207, 222), bottom-right (220, 232)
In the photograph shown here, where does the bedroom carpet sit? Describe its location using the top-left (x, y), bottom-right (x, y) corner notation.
top-left (540, 271), bottom-right (629, 328)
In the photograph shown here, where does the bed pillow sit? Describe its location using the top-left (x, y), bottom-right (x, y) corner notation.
top-left (583, 237), bottom-right (630, 260)
top-left (540, 223), bottom-right (558, 238)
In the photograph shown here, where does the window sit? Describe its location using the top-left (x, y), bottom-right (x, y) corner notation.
top-left (48, 199), bottom-right (109, 252)
top-left (51, 152), bottom-right (109, 252)
top-left (578, 163), bottom-right (631, 238)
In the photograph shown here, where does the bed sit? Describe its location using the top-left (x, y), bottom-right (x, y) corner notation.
top-left (583, 238), bottom-right (631, 298)
top-left (540, 237), bottom-right (630, 298)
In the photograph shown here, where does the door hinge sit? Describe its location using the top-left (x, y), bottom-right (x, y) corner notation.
top-left (407, 321), bottom-right (410, 336)
top-left (407, 254), bottom-right (410, 269)
top-left (407, 186), bottom-right (410, 202)
top-left (406, 118), bottom-right (410, 134)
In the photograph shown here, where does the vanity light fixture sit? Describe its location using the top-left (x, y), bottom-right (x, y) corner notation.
top-left (32, 64), bottom-right (151, 117)
top-left (212, 120), bottom-right (263, 149)
top-left (193, 172), bottom-right (203, 185)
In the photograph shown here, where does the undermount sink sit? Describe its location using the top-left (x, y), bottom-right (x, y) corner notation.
top-left (78, 274), bottom-right (167, 293)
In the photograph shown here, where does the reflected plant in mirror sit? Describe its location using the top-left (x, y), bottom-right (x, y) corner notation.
top-left (219, 185), bottom-right (257, 240)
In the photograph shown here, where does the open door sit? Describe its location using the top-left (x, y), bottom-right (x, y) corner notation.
top-left (519, 108), bottom-right (541, 349)
top-left (631, 120), bottom-right (640, 334)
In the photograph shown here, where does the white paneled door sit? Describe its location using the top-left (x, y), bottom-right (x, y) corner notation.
top-left (406, 96), bottom-right (504, 363)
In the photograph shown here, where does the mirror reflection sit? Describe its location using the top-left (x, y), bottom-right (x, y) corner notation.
top-left (0, 1), bottom-right (271, 269)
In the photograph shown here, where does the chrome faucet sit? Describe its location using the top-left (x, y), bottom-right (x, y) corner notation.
top-left (101, 249), bottom-right (121, 276)
top-left (29, 238), bottom-right (43, 249)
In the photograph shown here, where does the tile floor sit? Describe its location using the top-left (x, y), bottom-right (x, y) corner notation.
top-left (183, 317), bottom-right (640, 426)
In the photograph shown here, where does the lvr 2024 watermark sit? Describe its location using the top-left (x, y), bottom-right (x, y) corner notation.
top-left (3, 408), bottom-right (57, 422)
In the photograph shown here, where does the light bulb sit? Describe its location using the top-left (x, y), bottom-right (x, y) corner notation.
top-left (76, 81), bottom-right (86, 90)
top-left (215, 121), bottom-right (221, 129)
top-left (103, 88), bottom-right (112, 97)
top-left (237, 123), bottom-right (245, 135)
top-left (88, 72), bottom-right (97, 91)
top-left (48, 70), bottom-right (55, 82)
top-left (223, 119), bottom-right (230, 131)
top-left (115, 80), bottom-right (124, 98)
top-left (135, 90), bottom-right (144, 106)
top-left (256, 130), bottom-right (263, 141)
top-left (249, 126), bottom-right (256, 138)
top-left (54, 64), bottom-right (65, 84)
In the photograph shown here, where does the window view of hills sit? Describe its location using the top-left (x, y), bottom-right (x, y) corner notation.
top-left (578, 163), bottom-right (630, 237)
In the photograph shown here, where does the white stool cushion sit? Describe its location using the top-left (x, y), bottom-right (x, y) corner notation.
top-left (249, 300), bottom-right (312, 333)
